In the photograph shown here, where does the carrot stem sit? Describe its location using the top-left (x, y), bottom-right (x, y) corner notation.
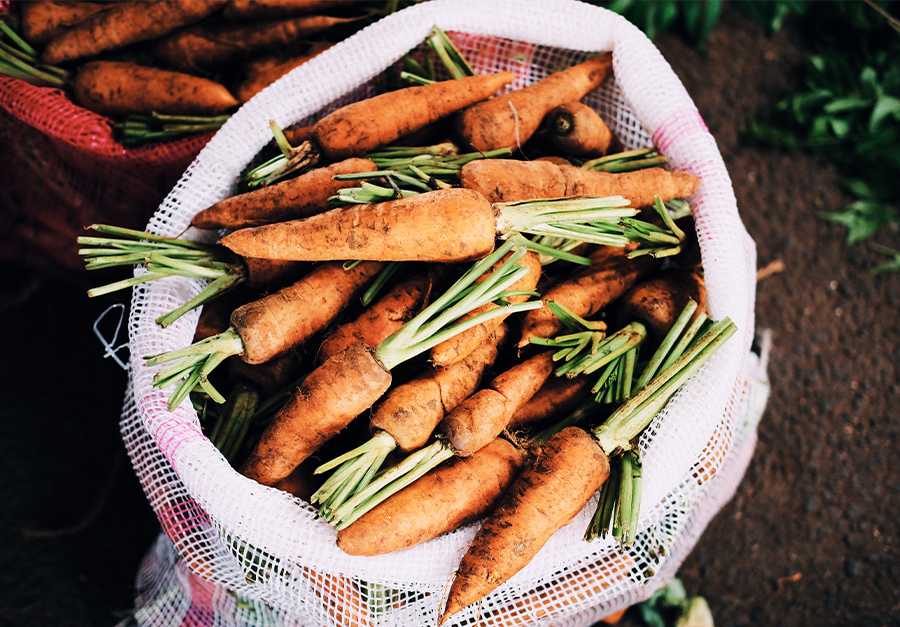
top-left (633, 299), bottom-right (698, 391)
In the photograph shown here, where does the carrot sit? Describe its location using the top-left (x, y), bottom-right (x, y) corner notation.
top-left (430, 250), bottom-right (541, 368)
top-left (440, 426), bottom-right (611, 623)
top-left (19, 1), bottom-right (108, 45)
top-left (227, 349), bottom-right (304, 398)
top-left (316, 270), bottom-right (434, 364)
top-left (223, 0), bottom-right (359, 20)
top-left (283, 124), bottom-right (314, 147)
top-left (506, 373), bottom-right (594, 431)
top-left (235, 41), bottom-right (333, 103)
top-left (518, 244), bottom-right (659, 347)
top-left (145, 260), bottom-right (383, 408)
top-left (454, 54), bottom-right (613, 153)
top-left (151, 15), bottom-right (362, 72)
top-left (42, 0), bottom-right (227, 64)
top-left (191, 158), bottom-right (377, 231)
top-left (310, 71), bottom-right (515, 161)
top-left (72, 61), bottom-right (238, 117)
top-left (218, 188), bottom-right (634, 263)
top-left (616, 268), bottom-right (707, 338)
top-left (460, 159), bottom-right (700, 207)
top-left (439, 351), bottom-right (556, 457)
top-left (545, 102), bottom-right (612, 157)
top-left (336, 437), bottom-right (527, 556)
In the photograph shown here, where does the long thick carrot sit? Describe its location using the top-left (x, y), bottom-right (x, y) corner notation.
top-left (20, 1), bottom-right (109, 45)
top-left (72, 61), bottom-right (239, 117)
top-left (439, 351), bottom-right (556, 457)
top-left (239, 342), bottom-right (392, 485)
top-left (42, 0), bottom-right (227, 64)
top-left (218, 188), bottom-right (634, 263)
top-left (311, 71), bottom-right (515, 161)
top-left (152, 15), bottom-right (360, 72)
top-left (460, 159), bottom-right (700, 207)
top-left (191, 158), bottom-right (377, 231)
top-left (430, 250), bottom-right (541, 367)
top-left (223, 0), bottom-right (358, 19)
top-left (440, 426), bottom-right (611, 623)
top-left (454, 54), bottom-right (613, 152)
top-left (336, 437), bottom-right (527, 556)
top-left (518, 244), bottom-right (658, 347)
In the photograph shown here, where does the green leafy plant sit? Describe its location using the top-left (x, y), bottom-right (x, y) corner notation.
top-left (743, 1), bottom-right (900, 263)
top-left (633, 578), bottom-right (715, 627)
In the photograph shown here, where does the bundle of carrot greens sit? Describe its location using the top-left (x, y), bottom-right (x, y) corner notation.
top-left (79, 31), bottom-right (735, 624)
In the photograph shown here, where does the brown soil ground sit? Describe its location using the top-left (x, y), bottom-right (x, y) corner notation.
top-left (0, 5), bottom-right (897, 627)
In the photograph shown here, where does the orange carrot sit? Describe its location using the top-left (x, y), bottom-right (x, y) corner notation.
top-left (235, 41), bottom-right (333, 103)
top-left (72, 61), bottom-right (238, 117)
top-left (317, 270), bottom-right (435, 364)
top-left (191, 158), bottom-right (377, 231)
top-left (42, 0), bottom-right (227, 64)
top-left (19, 1), bottom-right (109, 45)
top-left (518, 245), bottom-right (659, 347)
top-left (545, 102), bottom-right (612, 157)
top-left (616, 268), bottom-right (707, 338)
top-left (507, 373), bottom-right (594, 431)
top-left (430, 250), bottom-right (541, 368)
top-left (454, 54), bottom-right (613, 152)
top-left (441, 427), bottom-right (610, 623)
top-left (438, 351), bottom-right (556, 457)
top-left (223, 0), bottom-right (359, 20)
top-left (460, 159), bottom-right (700, 207)
top-left (310, 71), bottom-right (515, 161)
top-left (151, 14), bottom-right (363, 72)
top-left (336, 437), bottom-right (527, 556)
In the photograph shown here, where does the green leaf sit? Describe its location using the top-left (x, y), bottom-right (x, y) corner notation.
top-left (828, 116), bottom-right (851, 137)
top-left (869, 244), bottom-right (900, 275)
top-left (822, 97), bottom-right (872, 114)
top-left (821, 200), bottom-right (899, 244)
top-left (869, 95), bottom-right (900, 132)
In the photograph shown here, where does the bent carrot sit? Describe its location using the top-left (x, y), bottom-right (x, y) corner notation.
top-left (440, 426), bottom-right (611, 623)
top-left (454, 54), bottom-right (613, 152)
top-left (460, 159), bottom-right (700, 207)
top-left (42, 0), bottom-right (227, 64)
top-left (72, 61), bottom-right (238, 117)
top-left (20, 1), bottom-right (109, 45)
top-left (336, 437), bottom-right (527, 556)
top-left (191, 158), bottom-right (377, 230)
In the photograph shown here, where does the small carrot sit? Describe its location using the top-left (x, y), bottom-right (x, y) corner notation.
top-left (545, 101), bottom-right (612, 157)
top-left (19, 1), bottom-right (109, 45)
top-left (42, 0), bottom-right (227, 64)
top-left (191, 157), bottom-right (377, 231)
top-left (151, 14), bottom-right (362, 72)
top-left (72, 61), bottom-right (238, 117)
top-left (460, 159), bottom-right (700, 208)
top-left (454, 54), bottom-right (613, 152)
top-left (616, 268), bottom-right (707, 338)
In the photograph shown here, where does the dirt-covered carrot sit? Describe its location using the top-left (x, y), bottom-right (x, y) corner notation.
top-left (454, 54), bottom-right (613, 152)
top-left (616, 268), bottom-right (707, 338)
top-left (235, 41), bottom-right (333, 103)
top-left (19, 1), bottom-right (108, 45)
top-left (192, 157), bottom-right (376, 231)
top-left (545, 101), bottom-right (612, 157)
top-left (151, 14), bottom-right (361, 72)
top-left (430, 249), bottom-right (541, 367)
top-left (218, 188), bottom-right (636, 263)
top-left (236, 241), bottom-right (542, 486)
top-left (72, 61), bottom-right (239, 117)
top-left (336, 437), bottom-right (528, 556)
top-left (223, 0), bottom-right (359, 19)
top-left (506, 372), bottom-right (594, 431)
top-left (145, 260), bottom-right (384, 409)
top-left (460, 159), bottom-right (700, 207)
top-left (42, 0), bottom-right (227, 64)
top-left (316, 270), bottom-right (436, 363)
top-left (518, 244), bottom-right (658, 347)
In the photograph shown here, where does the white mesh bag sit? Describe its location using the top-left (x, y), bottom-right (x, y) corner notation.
top-left (121, 1), bottom-right (768, 625)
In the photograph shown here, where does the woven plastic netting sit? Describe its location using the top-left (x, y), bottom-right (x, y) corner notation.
top-left (121, 1), bottom-right (766, 625)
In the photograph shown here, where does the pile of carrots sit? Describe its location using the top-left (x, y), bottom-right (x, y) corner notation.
top-left (1, 0), bottom-right (387, 144)
top-left (79, 29), bottom-right (736, 624)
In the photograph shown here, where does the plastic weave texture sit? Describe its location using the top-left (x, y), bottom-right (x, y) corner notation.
top-left (0, 2), bottom-right (212, 270)
top-left (121, 1), bottom-right (765, 625)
